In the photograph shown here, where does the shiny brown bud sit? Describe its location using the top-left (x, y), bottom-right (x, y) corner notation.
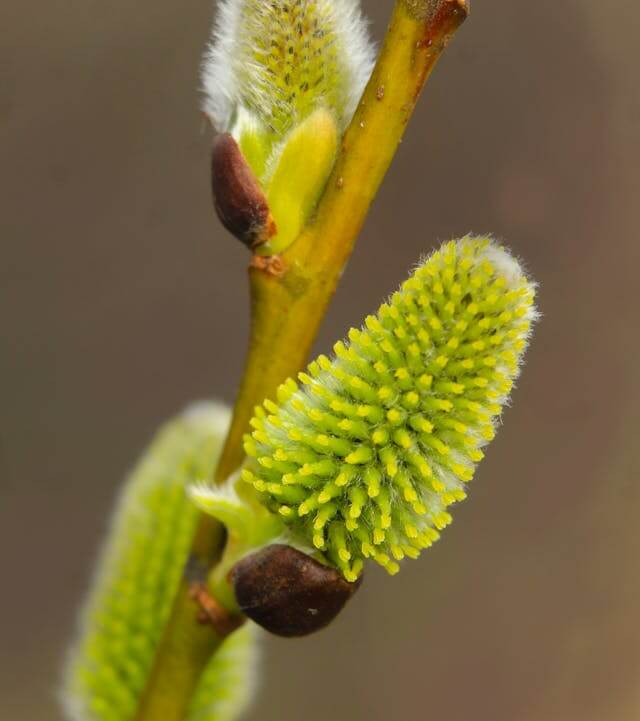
top-left (231, 544), bottom-right (362, 638)
top-left (211, 133), bottom-right (276, 249)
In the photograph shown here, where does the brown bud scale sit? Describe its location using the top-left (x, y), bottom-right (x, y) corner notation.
top-left (211, 133), bottom-right (276, 249)
top-left (231, 544), bottom-right (362, 638)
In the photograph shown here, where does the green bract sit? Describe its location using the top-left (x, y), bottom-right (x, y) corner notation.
top-left (63, 403), bottom-right (258, 721)
top-left (242, 237), bottom-right (537, 581)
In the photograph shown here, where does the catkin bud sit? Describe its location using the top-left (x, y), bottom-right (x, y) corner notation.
top-left (202, 0), bottom-right (375, 255)
top-left (243, 237), bottom-right (538, 581)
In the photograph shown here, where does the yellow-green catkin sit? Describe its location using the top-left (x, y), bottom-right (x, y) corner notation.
top-left (203, 0), bottom-right (374, 254)
top-left (203, 0), bottom-right (373, 140)
top-left (243, 237), bottom-right (538, 581)
top-left (185, 624), bottom-right (259, 721)
top-left (226, 1), bottom-right (363, 137)
top-left (63, 403), bottom-right (258, 721)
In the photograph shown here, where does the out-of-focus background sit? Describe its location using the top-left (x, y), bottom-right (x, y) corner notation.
top-left (2, 1), bottom-right (639, 719)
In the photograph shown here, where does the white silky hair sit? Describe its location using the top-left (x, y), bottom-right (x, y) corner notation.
top-left (201, 0), bottom-right (375, 133)
top-left (476, 238), bottom-right (540, 327)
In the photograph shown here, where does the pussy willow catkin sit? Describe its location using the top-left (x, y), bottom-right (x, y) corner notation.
top-left (203, 0), bottom-right (375, 255)
top-left (63, 403), bottom-right (258, 721)
top-left (243, 237), bottom-right (537, 581)
top-left (202, 0), bottom-right (374, 135)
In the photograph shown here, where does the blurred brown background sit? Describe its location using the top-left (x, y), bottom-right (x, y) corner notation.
top-left (2, 1), bottom-right (639, 719)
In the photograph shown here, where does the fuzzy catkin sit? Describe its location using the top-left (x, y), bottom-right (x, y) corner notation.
top-left (243, 237), bottom-right (537, 581)
top-left (186, 624), bottom-right (259, 721)
top-left (63, 403), bottom-right (258, 721)
top-left (202, 0), bottom-right (375, 135)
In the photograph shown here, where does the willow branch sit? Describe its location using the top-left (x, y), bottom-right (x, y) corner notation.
top-left (133, 3), bottom-right (469, 720)
top-left (216, 0), bottom-right (469, 480)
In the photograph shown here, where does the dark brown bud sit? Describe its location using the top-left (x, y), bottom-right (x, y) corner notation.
top-left (211, 133), bottom-right (276, 249)
top-left (231, 544), bottom-right (362, 638)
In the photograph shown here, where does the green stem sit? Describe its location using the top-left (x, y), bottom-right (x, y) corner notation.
top-left (133, 3), bottom-right (469, 720)
top-left (133, 578), bottom-right (224, 721)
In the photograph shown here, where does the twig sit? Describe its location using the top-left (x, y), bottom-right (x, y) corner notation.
top-left (133, 3), bottom-right (469, 719)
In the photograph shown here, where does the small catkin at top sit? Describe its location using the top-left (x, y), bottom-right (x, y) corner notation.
top-left (243, 236), bottom-right (537, 581)
top-left (202, 1), bottom-right (376, 255)
top-left (202, 0), bottom-right (374, 136)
